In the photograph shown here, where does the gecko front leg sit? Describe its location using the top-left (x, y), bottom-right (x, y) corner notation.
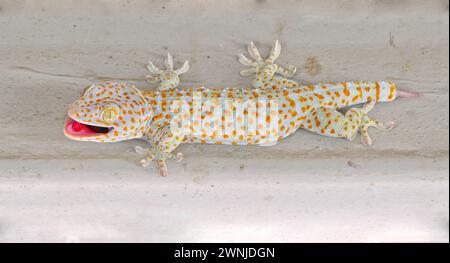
top-left (137, 123), bottom-right (185, 177)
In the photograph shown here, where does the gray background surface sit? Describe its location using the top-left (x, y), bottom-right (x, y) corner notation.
top-left (0, 0), bottom-right (448, 242)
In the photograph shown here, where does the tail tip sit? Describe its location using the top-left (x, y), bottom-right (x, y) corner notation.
top-left (397, 89), bottom-right (421, 98)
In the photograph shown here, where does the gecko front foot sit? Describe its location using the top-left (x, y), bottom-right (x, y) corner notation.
top-left (134, 146), bottom-right (183, 176)
top-left (238, 40), bottom-right (296, 78)
top-left (156, 152), bottom-right (184, 177)
top-left (135, 146), bottom-right (156, 167)
top-left (146, 53), bottom-right (190, 90)
top-left (347, 101), bottom-right (396, 146)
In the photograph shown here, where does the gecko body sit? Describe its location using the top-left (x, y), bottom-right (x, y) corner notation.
top-left (64, 41), bottom-right (411, 176)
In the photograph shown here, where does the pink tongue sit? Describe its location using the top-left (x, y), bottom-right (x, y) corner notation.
top-left (72, 121), bottom-right (91, 133)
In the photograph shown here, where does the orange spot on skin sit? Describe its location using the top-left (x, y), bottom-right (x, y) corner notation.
top-left (343, 83), bottom-right (350, 96)
top-left (314, 94), bottom-right (325, 100)
top-left (375, 82), bottom-right (381, 101)
top-left (388, 82), bottom-right (396, 100)
top-left (96, 119), bottom-right (111, 126)
top-left (287, 98), bottom-right (296, 107)
top-left (356, 87), bottom-right (363, 99)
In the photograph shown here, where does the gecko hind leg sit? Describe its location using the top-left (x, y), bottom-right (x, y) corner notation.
top-left (302, 101), bottom-right (395, 146)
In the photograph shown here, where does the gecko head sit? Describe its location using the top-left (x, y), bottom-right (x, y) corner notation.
top-left (64, 82), bottom-right (154, 142)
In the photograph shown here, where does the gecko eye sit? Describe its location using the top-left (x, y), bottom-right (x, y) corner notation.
top-left (100, 106), bottom-right (119, 122)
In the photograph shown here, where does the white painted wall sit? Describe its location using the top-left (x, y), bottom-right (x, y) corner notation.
top-left (0, 0), bottom-right (448, 242)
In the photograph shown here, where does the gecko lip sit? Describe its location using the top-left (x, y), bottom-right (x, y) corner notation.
top-left (64, 117), bottom-right (113, 138)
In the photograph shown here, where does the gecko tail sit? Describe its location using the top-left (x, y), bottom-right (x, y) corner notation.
top-left (397, 89), bottom-right (421, 98)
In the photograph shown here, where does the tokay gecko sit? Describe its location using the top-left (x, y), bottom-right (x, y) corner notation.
top-left (64, 40), bottom-right (418, 176)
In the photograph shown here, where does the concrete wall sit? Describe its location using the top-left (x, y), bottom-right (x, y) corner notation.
top-left (0, 0), bottom-right (448, 242)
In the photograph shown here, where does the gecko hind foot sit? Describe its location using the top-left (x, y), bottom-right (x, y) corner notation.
top-left (350, 101), bottom-right (396, 146)
top-left (360, 119), bottom-right (395, 146)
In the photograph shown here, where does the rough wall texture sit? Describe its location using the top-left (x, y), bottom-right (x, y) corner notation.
top-left (0, 0), bottom-right (448, 242)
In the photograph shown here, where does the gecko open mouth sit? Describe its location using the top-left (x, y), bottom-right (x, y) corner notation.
top-left (64, 117), bottom-right (113, 137)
